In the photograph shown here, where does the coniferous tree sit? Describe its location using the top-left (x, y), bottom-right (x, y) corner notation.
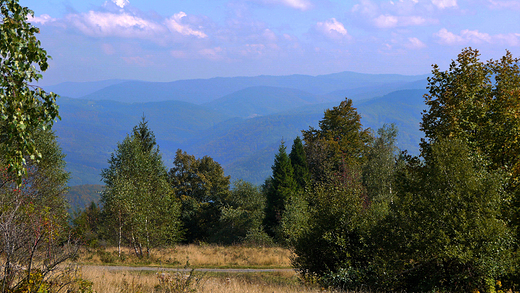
top-left (289, 136), bottom-right (310, 191)
top-left (263, 142), bottom-right (298, 239)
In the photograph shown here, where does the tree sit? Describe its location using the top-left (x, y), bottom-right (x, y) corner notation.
top-left (0, 0), bottom-right (60, 182)
top-left (263, 142), bottom-right (298, 240)
top-left (215, 180), bottom-right (269, 245)
top-left (101, 118), bottom-right (181, 257)
top-left (291, 182), bottom-right (365, 278)
top-left (168, 149), bottom-right (231, 243)
top-left (421, 48), bottom-right (520, 186)
top-left (302, 98), bottom-right (372, 185)
top-left (376, 138), bottom-right (513, 292)
top-left (0, 126), bottom-right (77, 292)
top-left (362, 124), bottom-right (398, 205)
top-left (72, 201), bottom-right (101, 247)
top-left (289, 136), bottom-right (310, 190)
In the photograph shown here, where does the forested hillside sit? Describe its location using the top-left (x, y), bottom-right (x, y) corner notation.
top-left (52, 73), bottom-right (427, 186)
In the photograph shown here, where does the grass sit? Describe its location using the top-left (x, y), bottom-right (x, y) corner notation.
top-left (80, 266), bottom-right (337, 293)
top-left (73, 245), bottom-right (346, 292)
top-left (72, 245), bottom-right (341, 292)
top-left (77, 244), bottom-right (292, 269)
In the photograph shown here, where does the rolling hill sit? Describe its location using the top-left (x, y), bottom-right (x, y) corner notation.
top-left (45, 71), bottom-right (428, 104)
top-left (48, 72), bottom-right (430, 208)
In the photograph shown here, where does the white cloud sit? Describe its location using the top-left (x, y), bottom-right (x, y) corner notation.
top-left (112, 0), bottom-right (129, 9)
top-left (461, 29), bottom-right (492, 43)
top-left (435, 28), bottom-right (520, 46)
top-left (487, 0), bottom-right (520, 10)
top-left (431, 0), bottom-right (457, 9)
top-left (435, 28), bottom-right (463, 44)
top-left (373, 15), bottom-right (398, 28)
top-left (352, 0), bottom-right (436, 29)
top-left (259, 0), bottom-right (312, 10)
top-left (280, 0), bottom-right (312, 10)
top-left (165, 12), bottom-right (207, 38)
top-left (68, 11), bottom-right (165, 38)
top-left (67, 10), bottom-right (208, 41)
top-left (316, 18), bottom-right (350, 40)
top-left (199, 47), bottom-right (224, 60)
top-left (496, 33), bottom-right (520, 46)
top-left (27, 14), bottom-right (55, 25)
top-left (262, 29), bottom-right (278, 42)
top-left (351, 0), bottom-right (379, 17)
top-left (405, 37), bottom-right (427, 49)
top-left (374, 14), bottom-right (428, 28)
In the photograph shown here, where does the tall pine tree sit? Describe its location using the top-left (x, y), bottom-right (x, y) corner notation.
top-left (264, 142), bottom-right (298, 239)
top-left (289, 136), bottom-right (310, 191)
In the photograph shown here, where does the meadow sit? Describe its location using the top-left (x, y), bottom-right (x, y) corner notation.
top-left (75, 245), bottom-right (337, 293)
top-left (77, 244), bottom-right (292, 268)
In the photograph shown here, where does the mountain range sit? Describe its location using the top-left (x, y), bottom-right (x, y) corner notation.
top-left (44, 71), bottom-right (430, 195)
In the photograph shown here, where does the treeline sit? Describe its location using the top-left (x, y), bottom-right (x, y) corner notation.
top-left (71, 48), bottom-right (520, 292)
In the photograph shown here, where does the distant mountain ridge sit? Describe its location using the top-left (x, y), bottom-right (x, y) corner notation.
top-left (44, 71), bottom-right (428, 104)
top-left (50, 72), bottom-right (430, 195)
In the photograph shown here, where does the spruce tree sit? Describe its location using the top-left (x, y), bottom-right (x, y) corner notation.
top-left (289, 136), bottom-right (310, 191)
top-left (264, 142), bottom-right (298, 239)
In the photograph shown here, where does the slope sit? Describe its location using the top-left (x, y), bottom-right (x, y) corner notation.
top-left (204, 86), bottom-right (324, 118)
top-left (76, 72), bottom-right (427, 104)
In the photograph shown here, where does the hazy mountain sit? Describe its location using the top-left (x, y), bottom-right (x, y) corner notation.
top-left (55, 89), bottom-right (426, 188)
top-left (44, 79), bottom-right (130, 98)
top-left (66, 184), bottom-right (104, 212)
top-left (48, 71), bottom-right (428, 105)
top-left (50, 72), bottom-right (430, 205)
top-left (204, 86), bottom-right (325, 118)
top-left (55, 97), bottom-right (231, 185)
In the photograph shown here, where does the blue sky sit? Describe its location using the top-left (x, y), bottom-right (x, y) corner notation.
top-left (19, 0), bottom-right (520, 85)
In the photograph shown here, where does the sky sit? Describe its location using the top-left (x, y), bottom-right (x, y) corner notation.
top-left (18, 0), bottom-right (520, 86)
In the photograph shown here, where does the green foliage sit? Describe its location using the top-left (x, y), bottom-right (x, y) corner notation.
top-left (66, 184), bottom-right (103, 213)
top-left (263, 142), bottom-right (298, 240)
top-left (0, 0), bottom-right (59, 182)
top-left (72, 201), bottom-right (101, 247)
top-left (168, 149), bottom-right (231, 243)
top-left (302, 98), bottom-right (372, 185)
top-left (101, 117), bottom-right (181, 256)
top-left (292, 98), bottom-right (382, 286)
top-left (280, 191), bottom-right (309, 247)
top-left (291, 182), bottom-right (365, 278)
top-left (289, 136), bottom-right (310, 190)
top-left (421, 48), bottom-right (520, 186)
top-left (215, 180), bottom-right (268, 244)
top-left (0, 127), bottom-right (76, 292)
top-left (376, 138), bottom-right (514, 292)
top-left (361, 123), bottom-right (398, 224)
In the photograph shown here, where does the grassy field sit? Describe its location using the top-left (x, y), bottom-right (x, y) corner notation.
top-left (80, 266), bottom-right (335, 293)
top-left (75, 245), bottom-right (337, 293)
top-left (77, 244), bottom-right (292, 268)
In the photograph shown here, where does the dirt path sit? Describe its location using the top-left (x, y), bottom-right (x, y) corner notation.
top-left (80, 265), bottom-right (295, 273)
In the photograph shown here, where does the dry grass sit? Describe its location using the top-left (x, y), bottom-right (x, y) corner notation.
top-left (80, 266), bottom-right (336, 293)
top-left (77, 244), bottom-right (292, 268)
